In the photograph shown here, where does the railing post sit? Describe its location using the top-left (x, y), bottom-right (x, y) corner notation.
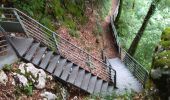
top-left (143, 72), bottom-right (148, 88)
top-left (114, 70), bottom-right (117, 88)
top-left (13, 10), bottom-right (30, 37)
top-left (52, 32), bottom-right (60, 54)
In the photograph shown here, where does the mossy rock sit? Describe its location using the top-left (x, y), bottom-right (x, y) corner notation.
top-left (160, 40), bottom-right (170, 49)
top-left (156, 50), bottom-right (170, 59)
top-left (161, 27), bottom-right (170, 41)
top-left (153, 58), bottom-right (170, 69)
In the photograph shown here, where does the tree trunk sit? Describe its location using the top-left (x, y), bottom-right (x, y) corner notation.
top-left (128, 1), bottom-right (157, 56)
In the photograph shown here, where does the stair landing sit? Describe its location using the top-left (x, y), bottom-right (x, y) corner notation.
top-left (108, 58), bottom-right (142, 94)
top-left (0, 44), bottom-right (18, 69)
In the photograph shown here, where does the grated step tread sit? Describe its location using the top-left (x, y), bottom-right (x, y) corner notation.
top-left (67, 66), bottom-right (79, 84)
top-left (39, 51), bottom-right (53, 69)
top-left (107, 85), bottom-right (114, 93)
top-left (101, 81), bottom-right (109, 93)
top-left (24, 43), bottom-right (40, 61)
top-left (53, 59), bottom-right (67, 77)
top-left (81, 73), bottom-right (91, 91)
top-left (46, 55), bottom-right (60, 73)
top-left (87, 76), bottom-right (97, 93)
top-left (60, 62), bottom-right (73, 81)
top-left (94, 79), bottom-right (103, 94)
top-left (32, 47), bottom-right (47, 65)
top-left (74, 69), bottom-right (85, 87)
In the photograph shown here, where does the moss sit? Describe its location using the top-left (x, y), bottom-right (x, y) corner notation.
top-left (153, 58), bottom-right (170, 68)
top-left (153, 28), bottom-right (170, 69)
top-left (161, 27), bottom-right (170, 41)
top-left (160, 41), bottom-right (170, 49)
top-left (156, 50), bottom-right (170, 59)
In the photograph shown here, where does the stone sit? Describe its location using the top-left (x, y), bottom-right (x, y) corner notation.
top-left (13, 73), bottom-right (28, 87)
top-left (18, 63), bottom-right (26, 74)
top-left (151, 68), bottom-right (162, 79)
top-left (40, 91), bottom-right (57, 100)
top-left (47, 74), bottom-right (53, 81)
top-left (25, 63), bottom-right (46, 89)
top-left (0, 70), bottom-right (8, 85)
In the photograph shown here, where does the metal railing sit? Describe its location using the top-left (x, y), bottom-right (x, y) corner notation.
top-left (110, 2), bottom-right (149, 87)
top-left (121, 49), bottom-right (149, 86)
top-left (0, 8), bottom-right (117, 85)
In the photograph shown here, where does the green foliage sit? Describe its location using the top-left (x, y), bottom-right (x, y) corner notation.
top-left (13, 0), bottom-right (45, 17)
top-left (14, 82), bottom-right (33, 96)
top-left (11, 0), bottom-right (87, 32)
top-left (160, 41), bottom-right (170, 49)
top-left (96, 0), bottom-right (112, 20)
top-left (86, 90), bottom-right (135, 100)
top-left (153, 58), bottom-right (170, 68)
top-left (153, 27), bottom-right (170, 69)
top-left (117, 0), bottom-right (169, 70)
top-left (40, 16), bottom-right (55, 31)
top-left (3, 64), bottom-right (12, 72)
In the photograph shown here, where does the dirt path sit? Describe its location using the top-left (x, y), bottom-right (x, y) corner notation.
top-left (57, 0), bottom-right (118, 61)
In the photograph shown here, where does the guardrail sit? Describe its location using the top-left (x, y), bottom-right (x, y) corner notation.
top-left (121, 49), bottom-right (149, 86)
top-left (110, 1), bottom-right (149, 87)
top-left (0, 7), bottom-right (117, 86)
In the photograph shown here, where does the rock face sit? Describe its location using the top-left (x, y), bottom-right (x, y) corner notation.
top-left (151, 27), bottom-right (170, 99)
top-left (0, 70), bottom-right (8, 85)
top-left (40, 91), bottom-right (57, 100)
top-left (13, 73), bottom-right (28, 87)
top-left (17, 63), bottom-right (47, 89)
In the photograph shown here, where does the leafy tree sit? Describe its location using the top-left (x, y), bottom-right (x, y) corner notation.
top-left (128, 0), bottom-right (161, 56)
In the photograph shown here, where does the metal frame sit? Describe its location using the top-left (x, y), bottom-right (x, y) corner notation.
top-left (0, 7), bottom-right (117, 87)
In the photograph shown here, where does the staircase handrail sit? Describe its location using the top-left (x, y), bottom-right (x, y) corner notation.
top-left (110, 1), bottom-right (149, 87)
top-left (0, 7), bottom-right (117, 85)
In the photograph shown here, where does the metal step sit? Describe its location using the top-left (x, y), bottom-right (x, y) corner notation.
top-left (53, 58), bottom-right (67, 77)
top-left (8, 37), bottom-right (33, 56)
top-left (32, 47), bottom-right (47, 65)
top-left (107, 85), bottom-right (114, 94)
top-left (74, 69), bottom-right (85, 87)
top-left (94, 79), bottom-right (103, 94)
top-left (67, 66), bottom-right (79, 84)
top-left (39, 51), bottom-right (53, 69)
top-left (87, 76), bottom-right (97, 93)
top-left (46, 55), bottom-right (60, 73)
top-left (24, 43), bottom-right (40, 61)
top-left (60, 62), bottom-right (73, 81)
top-left (101, 81), bottom-right (109, 93)
top-left (81, 73), bottom-right (91, 91)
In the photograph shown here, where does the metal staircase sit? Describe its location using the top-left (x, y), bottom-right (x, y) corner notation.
top-left (8, 36), bottom-right (114, 94)
top-left (0, 8), bottom-right (117, 94)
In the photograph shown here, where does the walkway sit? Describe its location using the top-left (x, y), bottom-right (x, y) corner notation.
top-left (109, 58), bottom-right (142, 94)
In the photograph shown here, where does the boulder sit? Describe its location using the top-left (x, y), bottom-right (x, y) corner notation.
top-left (40, 91), bottom-right (57, 100)
top-left (0, 70), bottom-right (8, 85)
